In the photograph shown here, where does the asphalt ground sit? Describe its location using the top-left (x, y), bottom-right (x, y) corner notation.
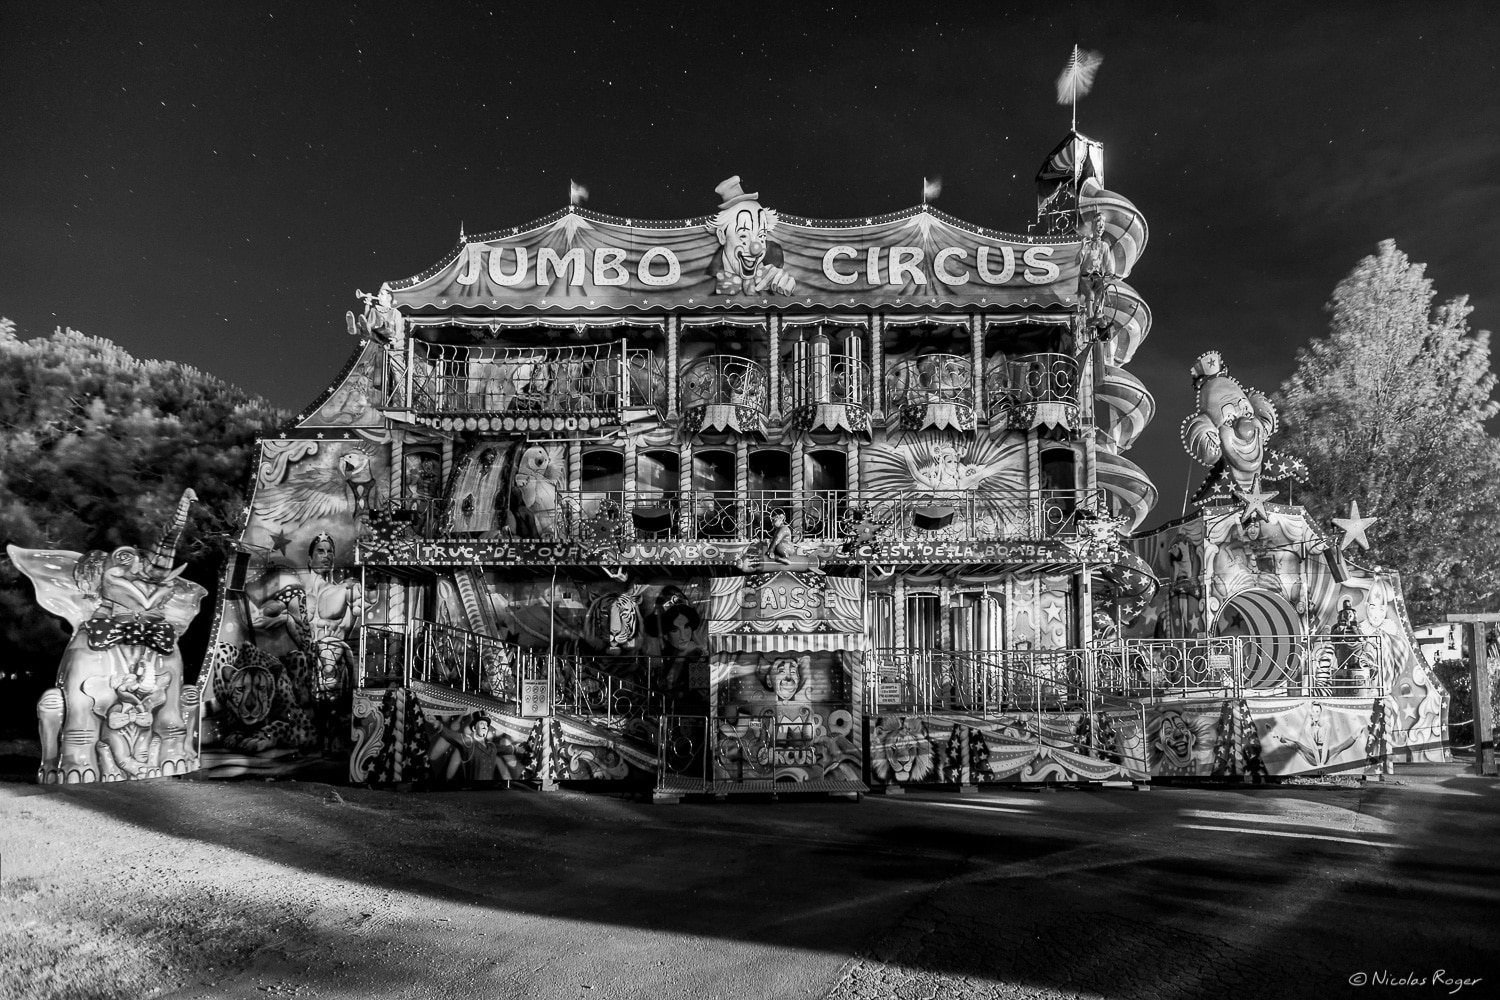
top-left (2, 756), bottom-right (1498, 1000)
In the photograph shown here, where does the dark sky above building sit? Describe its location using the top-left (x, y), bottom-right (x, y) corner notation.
top-left (2, 1), bottom-right (1496, 529)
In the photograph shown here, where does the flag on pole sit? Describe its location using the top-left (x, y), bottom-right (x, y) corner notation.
top-left (569, 180), bottom-right (589, 205)
top-left (922, 177), bottom-right (942, 203)
top-left (1055, 45), bottom-right (1103, 129)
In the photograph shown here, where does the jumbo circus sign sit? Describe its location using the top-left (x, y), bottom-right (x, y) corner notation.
top-left (389, 181), bottom-right (1082, 315)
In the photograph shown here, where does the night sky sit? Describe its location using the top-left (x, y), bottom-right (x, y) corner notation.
top-left (3, 2), bottom-right (1497, 529)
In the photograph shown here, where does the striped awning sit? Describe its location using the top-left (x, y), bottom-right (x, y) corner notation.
top-left (708, 632), bottom-right (869, 654)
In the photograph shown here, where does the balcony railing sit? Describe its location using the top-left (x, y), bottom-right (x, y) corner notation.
top-left (1111, 634), bottom-right (1385, 700)
top-left (679, 355), bottom-right (769, 411)
top-left (868, 647), bottom-right (1096, 716)
top-left (359, 619), bottom-right (528, 696)
top-left (374, 487), bottom-right (1107, 548)
top-left (985, 352), bottom-right (1080, 428)
top-left (779, 354), bottom-right (872, 422)
top-left (868, 636), bottom-right (1388, 716)
top-left (403, 341), bottom-right (663, 424)
top-left (886, 354), bottom-right (973, 409)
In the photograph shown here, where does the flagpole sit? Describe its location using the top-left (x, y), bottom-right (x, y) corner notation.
top-left (1071, 44), bottom-right (1080, 132)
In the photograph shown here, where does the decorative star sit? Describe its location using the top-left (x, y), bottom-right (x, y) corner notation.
top-left (1333, 501), bottom-right (1378, 551)
top-left (1235, 486), bottom-right (1276, 524)
top-left (1042, 600), bottom-right (1066, 625)
top-left (269, 529), bottom-right (292, 555)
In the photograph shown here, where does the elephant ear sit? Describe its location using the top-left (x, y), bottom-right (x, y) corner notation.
top-left (6, 545), bottom-right (98, 628)
top-left (1182, 412), bottom-right (1222, 467)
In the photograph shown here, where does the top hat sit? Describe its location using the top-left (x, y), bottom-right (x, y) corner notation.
top-left (714, 176), bottom-right (759, 210)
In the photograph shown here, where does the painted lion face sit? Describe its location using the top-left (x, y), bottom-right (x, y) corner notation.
top-left (871, 719), bottom-right (935, 782)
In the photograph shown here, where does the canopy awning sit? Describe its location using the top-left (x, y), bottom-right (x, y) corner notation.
top-left (709, 632), bottom-right (868, 654)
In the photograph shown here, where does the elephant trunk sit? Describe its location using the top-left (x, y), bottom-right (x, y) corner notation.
top-left (147, 488), bottom-right (199, 576)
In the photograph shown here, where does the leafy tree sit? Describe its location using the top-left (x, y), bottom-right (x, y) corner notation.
top-left (0, 318), bottom-right (288, 731)
top-left (1274, 240), bottom-right (1500, 625)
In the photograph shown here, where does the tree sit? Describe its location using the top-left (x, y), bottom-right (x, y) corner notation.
top-left (0, 319), bottom-right (288, 730)
top-left (1274, 240), bottom-right (1500, 625)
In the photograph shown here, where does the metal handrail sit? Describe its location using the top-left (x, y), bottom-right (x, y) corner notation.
top-left (379, 486), bottom-right (1108, 546)
top-left (402, 340), bottom-right (657, 416)
top-left (885, 354), bottom-right (974, 412)
top-left (985, 352), bottom-right (1079, 422)
top-left (780, 354), bottom-right (872, 412)
top-left (678, 355), bottom-right (769, 412)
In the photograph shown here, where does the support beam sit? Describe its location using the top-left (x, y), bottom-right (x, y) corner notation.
top-left (1446, 613), bottom-right (1498, 776)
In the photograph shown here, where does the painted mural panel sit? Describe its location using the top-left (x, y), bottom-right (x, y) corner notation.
top-left (1143, 696), bottom-right (1383, 778)
top-left (349, 686), bottom-right (542, 787)
top-left (712, 651), bottom-right (860, 783)
top-left (1249, 697), bottom-right (1381, 776)
top-left (205, 438), bottom-right (388, 757)
top-left (867, 710), bottom-right (1147, 786)
top-left (299, 342), bottom-right (387, 429)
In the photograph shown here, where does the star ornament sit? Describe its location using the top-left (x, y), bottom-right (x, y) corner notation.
top-left (1333, 501), bottom-right (1378, 551)
top-left (1234, 486), bottom-right (1276, 524)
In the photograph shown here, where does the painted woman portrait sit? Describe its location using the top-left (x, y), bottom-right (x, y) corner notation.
top-left (644, 586), bottom-right (705, 703)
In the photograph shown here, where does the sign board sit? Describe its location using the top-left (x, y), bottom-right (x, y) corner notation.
top-left (877, 681), bottom-right (903, 706)
top-left (1207, 653), bottom-right (1234, 676)
top-left (520, 678), bottom-right (551, 718)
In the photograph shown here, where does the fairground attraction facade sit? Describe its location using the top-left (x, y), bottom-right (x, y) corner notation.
top-left (17, 130), bottom-right (1438, 792)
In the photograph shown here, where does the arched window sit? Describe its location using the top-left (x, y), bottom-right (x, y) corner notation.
top-left (1040, 446), bottom-right (1077, 536)
top-left (581, 448), bottom-right (624, 522)
top-left (692, 448), bottom-right (738, 538)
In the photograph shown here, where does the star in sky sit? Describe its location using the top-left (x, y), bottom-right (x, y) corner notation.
top-left (1333, 501), bottom-right (1378, 551)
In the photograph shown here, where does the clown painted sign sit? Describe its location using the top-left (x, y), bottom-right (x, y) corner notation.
top-left (388, 177), bottom-right (1084, 315)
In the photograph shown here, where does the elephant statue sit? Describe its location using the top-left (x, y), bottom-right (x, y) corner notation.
top-left (8, 489), bottom-right (206, 783)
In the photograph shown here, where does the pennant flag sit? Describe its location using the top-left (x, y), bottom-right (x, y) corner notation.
top-left (922, 176), bottom-right (942, 203)
top-left (569, 180), bottom-right (589, 205)
top-left (1055, 46), bottom-right (1104, 107)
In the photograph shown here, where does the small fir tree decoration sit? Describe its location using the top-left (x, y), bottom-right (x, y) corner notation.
top-left (403, 692), bottom-right (430, 786)
top-left (524, 720), bottom-right (546, 782)
top-left (376, 689), bottom-right (403, 785)
top-left (1073, 713), bottom-right (1092, 755)
top-left (1095, 713), bottom-right (1120, 764)
top-left (1238, 700), bottom-right (1267, 782)
top-left (1366, 699), bottom-right (1388, 769)
top-left (944, 726), bottom-right (964, 782)
top-left (1212, 701), bottom-right (1238, 776)
top-left (969, 728), bottom-right (993, 781)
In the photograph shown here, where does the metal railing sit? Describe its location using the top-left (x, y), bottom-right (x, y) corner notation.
top-left (885, 354), bottom-right (974, 413)
top-left (358, 619), bottom-right (526, 698)
top-left (865, 647), bottom-right (1144, 765)
top-left (867, 635), bottom-right (1388, 717)
top-left (985, 352), bottom-right (1080, 424)
top-left (551, 655), bottom-right (666, 722)
top-left (867, 647), bottom-right (1097, 717)
top-left (403, 341), bottom-right (661, 416)
top-left (1107, 634), bottom-right (1385, 701)
top-left (678, 355), bottom-right (769, 413)
top-left (780, 355), bottom-right (872, 414)
top-left (375, 486), bottom-right (1107, 548)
